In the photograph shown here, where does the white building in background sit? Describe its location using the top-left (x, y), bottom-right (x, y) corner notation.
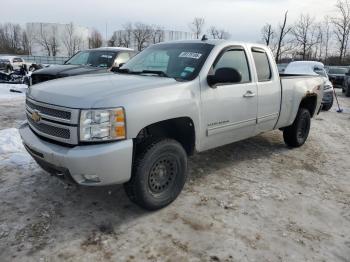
top-left (26, 22), bottom-right (89, 57)
top-left (112, 29), bottom-right (195, 50)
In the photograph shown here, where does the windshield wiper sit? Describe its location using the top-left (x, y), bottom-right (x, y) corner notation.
top-left (141, 70), bottom-right (169, 77)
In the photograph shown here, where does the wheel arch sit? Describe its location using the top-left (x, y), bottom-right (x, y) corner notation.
top-left (134, 117), bottom-right (196, 156)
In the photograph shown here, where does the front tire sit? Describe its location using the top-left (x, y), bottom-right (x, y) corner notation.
top-left (124, 139), bottom-right (187, 210)
top-left (283, 108), bottom-right (311, 148)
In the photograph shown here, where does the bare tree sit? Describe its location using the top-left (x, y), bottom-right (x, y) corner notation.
top-left (36, 23), bottom-right (52, 56)
top-left (48, 25), bottom-right (60, 56)
top-left (150, 25), bottom-right (165, 44)
top-left (89, 29), bottom-right (103, 49)
top-left (261, 24), bottom-right (274, 46)
top-left (23, 25), bottom-right (35, 55)
top-left (133, 22), bottom-right (152, 51)
top-left (208, 26), bottom-right (230, 39)
top-left (323, 16), bottom-right (332, 63)
top-left (63, 22), bottom-right (83, 57)
top-left (0, 23), bottom-right (23, 53)
top-left (190, 17), bottom-right (205, 39)
top-left (292, 14), bottom-right (317, 60)
top-left (332, 0), bottom-right (350, 63)
top-left (122, 23), bottom-right (133, 47)
top-left (275, 11), bottom-right (292, 62)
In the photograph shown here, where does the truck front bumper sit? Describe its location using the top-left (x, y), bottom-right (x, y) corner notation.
top-left (19, 122), bottom-right (133, 186)
top-left (322, 90), bottom-right (334, 104)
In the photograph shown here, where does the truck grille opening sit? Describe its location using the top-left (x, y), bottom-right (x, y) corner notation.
top-left (25, 98), bottom-right (79, 145)
top-left (31, 74), bottom-right (57, 85)
top-left (26, 99), bottom-right (71, 120)
top-left (28, 116), bottom-right (70, 139)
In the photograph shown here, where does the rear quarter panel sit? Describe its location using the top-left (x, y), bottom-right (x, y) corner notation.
top-left (276, 76), bottom-right (323, 129)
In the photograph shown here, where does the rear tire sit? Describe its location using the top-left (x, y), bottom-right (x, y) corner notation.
top-left (124, 139), bottom-right (187, 210)
top-left (283, 108), bottom-right (311, 148)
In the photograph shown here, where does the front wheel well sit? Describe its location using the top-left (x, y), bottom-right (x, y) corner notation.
top-left (299, 94), bottom-right (317, 117)
top-left (134, 117), bottom-right (196, 156)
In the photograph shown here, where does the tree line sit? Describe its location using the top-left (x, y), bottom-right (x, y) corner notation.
top-left (261, 0), bottom-right (350, 64)
top-left (2, 0), bottom-right (350, 65)
top-left (0, 18), bottom-right (230, 56)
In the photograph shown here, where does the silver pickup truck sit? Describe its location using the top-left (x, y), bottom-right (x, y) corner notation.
top-left (20, 40), bottom-right (323, 210)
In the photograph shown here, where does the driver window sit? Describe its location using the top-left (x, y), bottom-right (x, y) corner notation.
top-left (213, 49), bottom-right (251, 83)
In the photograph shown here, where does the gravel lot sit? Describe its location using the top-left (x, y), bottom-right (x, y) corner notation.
top-left (0, 87), bottom-right (349, 262)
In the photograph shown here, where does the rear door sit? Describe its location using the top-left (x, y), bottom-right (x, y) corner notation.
top-left (200, 46), bottom-right (258, 150)
top-left (251, 47), bottom-right (281, 134)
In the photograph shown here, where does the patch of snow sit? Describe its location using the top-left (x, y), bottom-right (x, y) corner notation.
top-left (0, 84), bottom-right (27, 100)
top-left (0, 128), bottom-right (32, 167)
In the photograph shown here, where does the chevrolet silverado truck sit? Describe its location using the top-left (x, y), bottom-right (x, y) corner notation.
top-left (20, 40), bottom-right (324, 210)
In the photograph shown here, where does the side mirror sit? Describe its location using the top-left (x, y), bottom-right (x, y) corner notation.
top-left (110, 63), bottom-right (125, 72)
top-left (207, 67), bottom-right (242, 87)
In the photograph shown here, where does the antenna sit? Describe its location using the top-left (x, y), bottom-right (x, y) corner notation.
top-left (201, 34), bottom-right (208, 41)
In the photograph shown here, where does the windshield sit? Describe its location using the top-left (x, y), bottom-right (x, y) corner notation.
top-left (120, 43), bottom-right (214, 81)
top-left (314, 68), bottom-right (327, 77)
top-left (65, 50), bottom-right (117, 68)
top-left (328, 68), bottom-right (348, 75)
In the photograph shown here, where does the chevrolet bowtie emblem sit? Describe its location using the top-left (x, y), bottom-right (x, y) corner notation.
top-left (31, 110), bottom-right (41, 123)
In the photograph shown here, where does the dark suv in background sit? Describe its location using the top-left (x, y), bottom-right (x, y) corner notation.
top-left (342, 69), bottom-right (350, 97)
top-left (327, 67), bottom-right (348, 88)
top-left (30, 47), bottom-right (136, 85)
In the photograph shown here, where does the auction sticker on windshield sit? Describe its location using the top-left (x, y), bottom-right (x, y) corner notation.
top-left (179, 52), bottom-right (202, 59)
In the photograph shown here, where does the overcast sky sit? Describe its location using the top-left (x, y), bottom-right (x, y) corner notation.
top-left (1, 0), bottom-right (339, 42)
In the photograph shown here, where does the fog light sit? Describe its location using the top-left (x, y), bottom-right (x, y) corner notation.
top-left (83, 174), bottom-right (101, 183)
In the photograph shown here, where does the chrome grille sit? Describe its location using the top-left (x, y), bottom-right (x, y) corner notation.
top-left (26, 97), bottom-right (79, 145)
top-left (26, 99), bottom-right (71, 120)
top-left (27, 115), bottom-right (70, 139)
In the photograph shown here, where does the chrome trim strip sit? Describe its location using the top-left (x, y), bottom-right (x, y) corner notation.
top-left (207, 118), bottom-right (256, 136)
top-left (26, 97), bottom-right (80, 124)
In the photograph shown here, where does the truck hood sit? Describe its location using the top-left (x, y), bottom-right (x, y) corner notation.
top-left (27, 73), bottom-right (180, 108)
top-left (31, 64), bottom-right (107, 77)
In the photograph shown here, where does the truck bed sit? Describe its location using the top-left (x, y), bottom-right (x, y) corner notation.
top-left (275, 74), bottom-right (324, 129)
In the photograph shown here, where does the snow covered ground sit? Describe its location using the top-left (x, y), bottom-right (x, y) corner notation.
top-left (0, 83), bottom-right (27, 100)
top-left (0, 90), bottom-right (349, 261)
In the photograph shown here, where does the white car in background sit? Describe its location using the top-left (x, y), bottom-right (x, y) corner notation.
top-left (0, 56), bottom-right (26, 73)
top-left (284, 61), bottom-right (334, 111)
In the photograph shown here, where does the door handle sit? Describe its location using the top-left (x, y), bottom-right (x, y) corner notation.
top-left (243, 90), bottom-right (256, 98)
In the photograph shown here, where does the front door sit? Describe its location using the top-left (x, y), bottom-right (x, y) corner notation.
top-left (200, 46), bottom-right (258, 151)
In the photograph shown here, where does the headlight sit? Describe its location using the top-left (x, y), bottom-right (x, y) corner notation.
top-left (324, 85), bottom-right (332, 90)
top-left (79, 107), bottom-right (126, 142)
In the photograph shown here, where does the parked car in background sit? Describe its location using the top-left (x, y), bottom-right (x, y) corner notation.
top-left (0, 56), bottom-right (26, 73)
top-left (30, 47), bottom-right (136, 85)
top-left (327, 66), bottom-right (348, 88)
top-left (277, 63), bottom-right (288, 73)
top-left (20, 40), bottom-right (323, 210)
top-left (342, 69), bottom-right (350, 97)
top-left (284, 61), bottom-right (334, 111)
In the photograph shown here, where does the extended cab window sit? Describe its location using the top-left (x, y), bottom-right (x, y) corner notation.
top-left (252, 49), bottom-right (272, 81)
top-left (13, 58), bottom-right (23, 63)
top-left (213, 49), bottom-right (251, 83)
